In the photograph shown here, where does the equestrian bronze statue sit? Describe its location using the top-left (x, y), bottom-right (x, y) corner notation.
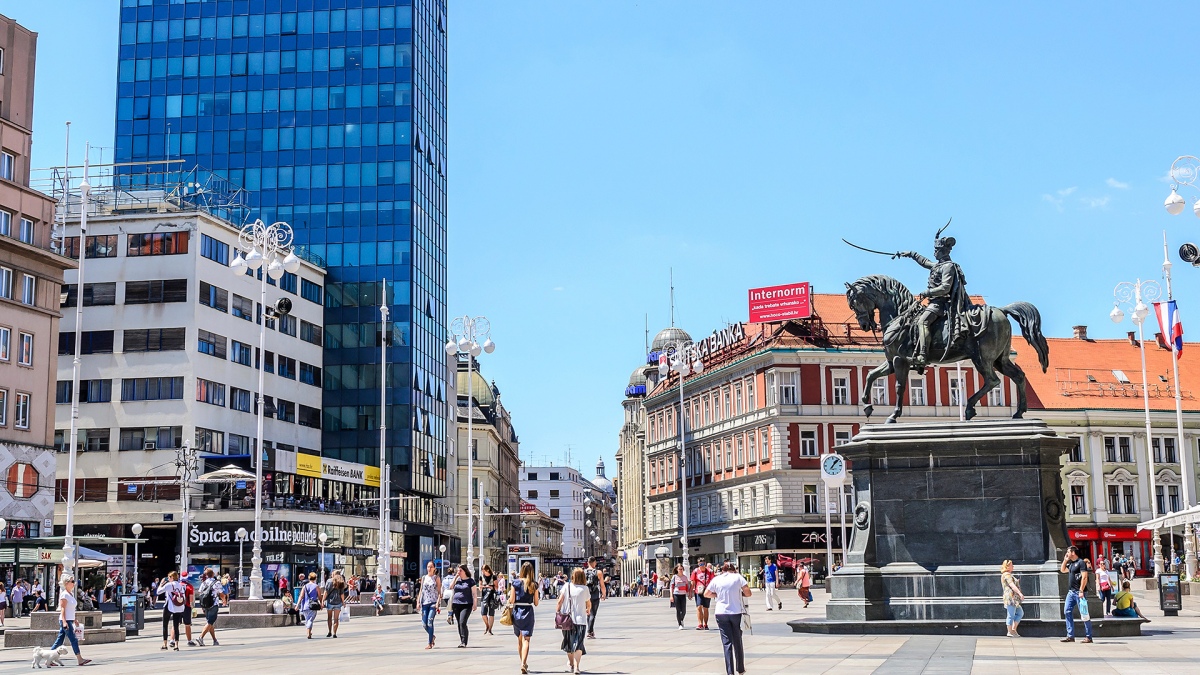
top-left (843, 226), bottom-right (1049, 423)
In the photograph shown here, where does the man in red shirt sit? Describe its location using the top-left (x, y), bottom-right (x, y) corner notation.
top-left (181, 573), bottom-right (196, 646)
top-left (690, 558), bottom-right (717, 630)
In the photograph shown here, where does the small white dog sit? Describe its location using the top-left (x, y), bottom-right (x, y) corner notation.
top-left (30, 645), bottom-right (68, 668)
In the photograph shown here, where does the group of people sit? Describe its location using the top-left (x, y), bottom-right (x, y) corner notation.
top-left (415, 556), bottom-right (608, 674)
top-left (1001, 546), bottom-right (1150, 642)
top-left (0, 579), bottom-right (48, 622)
top-left (155, 568), bottom-right (225, 650)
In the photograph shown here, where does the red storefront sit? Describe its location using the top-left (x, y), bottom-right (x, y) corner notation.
top-left (1068, 527), bottom-right (1153, 576)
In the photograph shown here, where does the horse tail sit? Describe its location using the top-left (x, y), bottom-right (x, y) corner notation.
top-left (1001, 302), bottom-right (1049, 372)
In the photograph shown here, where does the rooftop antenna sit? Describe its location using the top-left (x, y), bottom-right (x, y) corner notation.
top-left (644, 313), bottom-right (649, 356)
top-left (669, 268), bottom-right (676, 327)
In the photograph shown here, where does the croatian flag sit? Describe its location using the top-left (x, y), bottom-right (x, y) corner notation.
top-left (1154, 300), bottom-right (1184, 357)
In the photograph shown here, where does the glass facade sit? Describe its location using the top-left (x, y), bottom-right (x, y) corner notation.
top-left (114, 0), bottom-right (448, 502)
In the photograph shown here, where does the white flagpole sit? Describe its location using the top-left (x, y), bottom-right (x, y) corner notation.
top-left (1162, 233), bottom-right (1198, 580)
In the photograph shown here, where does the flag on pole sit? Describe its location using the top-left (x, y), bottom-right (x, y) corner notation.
top-left (1154, 300), bottom-right (1184, 357)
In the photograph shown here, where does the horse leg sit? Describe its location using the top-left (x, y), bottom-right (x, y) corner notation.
top-left (995, 355), bottom-right (1028, 419)
top-left (964, 351), bottom-right (1000, 422)
top-left (887, 357), bottom-right (910, 423)
top-left (861, 360), bottom-right (894, 422)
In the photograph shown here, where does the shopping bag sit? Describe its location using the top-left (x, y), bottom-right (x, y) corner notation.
top-left (499, 605), bottom-right (514, 626)
top-left (1077, 595), bottom-right (1090, 621)
top-left (340, 605), bottom-right (351, 623)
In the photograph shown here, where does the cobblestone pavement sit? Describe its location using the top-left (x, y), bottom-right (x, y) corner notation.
top-left (0, 588), bottom-right (1196, 674)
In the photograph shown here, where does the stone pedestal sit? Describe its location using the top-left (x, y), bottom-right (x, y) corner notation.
top-left (4, 610), bottom-right (127, 647)
top-left (220, 598), bottom-right (291, 629)
top-left (790, 420), bottom-right (1144, 637)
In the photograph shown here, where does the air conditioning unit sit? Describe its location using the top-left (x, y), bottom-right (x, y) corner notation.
top-left (143, 441), bottom-right (157, 450)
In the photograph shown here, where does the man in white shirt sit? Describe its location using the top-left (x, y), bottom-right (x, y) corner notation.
top-left (704, 562), bottom-right (752, 675)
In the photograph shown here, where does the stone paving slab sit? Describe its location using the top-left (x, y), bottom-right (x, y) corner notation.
top-left (0, 590), bottom-right (1192, 674)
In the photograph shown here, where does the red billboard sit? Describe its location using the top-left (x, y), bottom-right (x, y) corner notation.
top-left (748, 282), bottom-right (811, 323)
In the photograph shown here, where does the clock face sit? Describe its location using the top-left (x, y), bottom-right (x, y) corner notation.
top-left (822, 455), bottom-right (844, 476)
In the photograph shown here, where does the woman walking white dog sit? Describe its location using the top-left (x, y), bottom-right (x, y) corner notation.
top-left (48, 575), bottom-right (91, 667)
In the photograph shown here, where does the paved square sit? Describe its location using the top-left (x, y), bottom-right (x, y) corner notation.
top-left (0, 590), bottom-right (1196, 674)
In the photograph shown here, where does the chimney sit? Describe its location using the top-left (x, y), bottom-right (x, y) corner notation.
top-left (1127, 331), bottom-right (1139, 347)
top-left (1072, 325), bottom-right (1088, 340)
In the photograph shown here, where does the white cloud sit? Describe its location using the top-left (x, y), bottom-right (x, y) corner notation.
top-left (1081, 195), bottom-right (1111, 208)
top-left (1042, 186), bottom-right (1077, 211)
top-left (1106, 178), bottom-right (1130, 189)
top-left (552, 286), bottom-right (564, 292)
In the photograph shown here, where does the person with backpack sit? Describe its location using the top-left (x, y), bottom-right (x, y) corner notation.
top-left (299, 572), bottom-right (321, 639)
top-left (196, 568), bottom-right (221, 646)
top-left (584, 556), bottom-right (607, 639)
top-left (157, 571), bottom-right (186, 650)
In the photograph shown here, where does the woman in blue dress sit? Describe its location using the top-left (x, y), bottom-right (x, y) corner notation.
top-left (509, 562), bottom-right (540, 674)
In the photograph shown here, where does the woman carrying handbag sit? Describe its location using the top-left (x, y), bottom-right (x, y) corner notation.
top-left (669, 564), bottom-right (692, 629)
top-left (556, 568), bottom-right (591, 675)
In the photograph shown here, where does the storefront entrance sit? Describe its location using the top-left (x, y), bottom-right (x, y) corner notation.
top-left (1068, 527), bottom-right (1153, 576)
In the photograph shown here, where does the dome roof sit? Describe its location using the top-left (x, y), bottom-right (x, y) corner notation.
top-left (651, 327), bottom-right (692, 351)
top-left (457, 369), bottom-right (496, 408)
top-left (591, 475), bottom-right (614, 494)
top-left (628, 367), bottom-right (648, 387)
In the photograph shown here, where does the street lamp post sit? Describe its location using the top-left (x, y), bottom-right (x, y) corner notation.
top-left (131, 523), bottom-right (143, 602)
top-left (236, 527), bottom-right (247, 597)
top-left (319, 532), bottom-right (329, 584)
top-left (378, 281), bottom-right (391, 594)
top-left (1111, 279), bottom-right (1166, 574)
top-left (62, 149), bottom-right (94, 579)
top-left (230, 219), bottom-right (301, 601)
top-left (445, 316), bottom-right (496, 574)
top-left (656, 339), bottom-right (704, 574)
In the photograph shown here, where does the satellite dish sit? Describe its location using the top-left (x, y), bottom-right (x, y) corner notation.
top-left (1180, 243), bottom-right (1200, 266)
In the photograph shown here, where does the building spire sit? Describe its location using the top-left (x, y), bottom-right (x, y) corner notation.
top-left (669, 268), bottom-right (675, 327)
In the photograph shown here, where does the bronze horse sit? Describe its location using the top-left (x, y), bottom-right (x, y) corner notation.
top-left (845, 275), bottom-right (1049, 423)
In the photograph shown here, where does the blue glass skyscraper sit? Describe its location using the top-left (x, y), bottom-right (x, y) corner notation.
top-left (114, 0), bottom-right (449, 551)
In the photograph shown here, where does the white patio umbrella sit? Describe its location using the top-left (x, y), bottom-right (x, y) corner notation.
top-left (196, 465), bottom-right (257, 484)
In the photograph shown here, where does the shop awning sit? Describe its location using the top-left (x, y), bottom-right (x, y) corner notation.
top-left (1137, 504), bottom-right (1200, 533)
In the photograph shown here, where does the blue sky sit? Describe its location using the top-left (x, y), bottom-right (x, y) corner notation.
top-left (15, 2), bottom-right (1200, 478)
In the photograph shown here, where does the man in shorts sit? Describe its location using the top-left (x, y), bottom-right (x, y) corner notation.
top-left (691, 558), bottom-right (717, 630)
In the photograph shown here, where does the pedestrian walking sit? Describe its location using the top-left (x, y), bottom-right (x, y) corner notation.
top-left (450, 564), bottom-right (478, 647)
top-left (509, 561), bottom-right (540, 674)
top-left (762, 556), bottom-right (781, 611)
top-left (299, 572), bottom-right (321, 639)
top-left (180, 573), bottom-right (196, 646)
top-left (669, 564), bottom-right (692, 629)
top-left (347, 575), bottom-right (360, 604)
top-left (705, 562), bottom-right (751, 675)
top-left (48, 575), bottom-right (91, 667)
top-left (324, 570), bottom-right (347, 638)
top-left (157, 571), bottom-right (186, 650)
top-left (480, 564), bottom-right (498, 635)
top-left (420, 561), bottom-right (442, 649)
top-left (584, 556), bottom-right (607, 639)
top-left (219, 573), bottom-right (231, 605)
top-left (556, 568), bottom-right (591, 675)
top-left (12, 579), bottom-right (26, 618)
top-left (1096, 558), bottom-right (1114, 616)
top-left (691, 558), bottom-right (716, 630)
top-left (1000, 560), bottom-right (1024, 637)
top-left (196, 568), bottom-right (221, 646)
top-left (0, 582), bottom-right (8, 626)
top-left (797, 563), bottom-right (813, 608)
top-left (1060, 546), bottom-right (1094, 643)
